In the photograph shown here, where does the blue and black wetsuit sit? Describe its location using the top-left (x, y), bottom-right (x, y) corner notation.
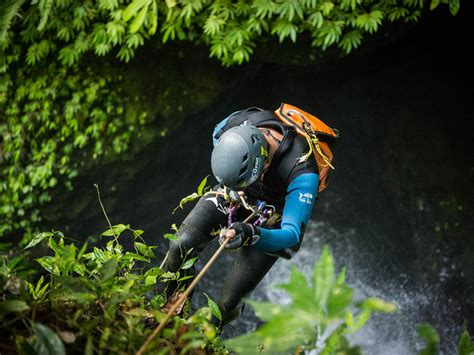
top-left (158, 108), bottom-right (319, 326)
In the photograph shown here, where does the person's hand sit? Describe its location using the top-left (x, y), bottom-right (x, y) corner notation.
top-left (218, 222), bottom-right (260, 249)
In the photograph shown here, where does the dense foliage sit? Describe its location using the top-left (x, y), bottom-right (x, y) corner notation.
top-left (0, 225), bottom-right (226, 354)
top-left (0, 0), bottom-right (461, 241)
top-left (0, 227), bottom-right (379, 353)
top-left (1, 229), bottom-right (472, 354)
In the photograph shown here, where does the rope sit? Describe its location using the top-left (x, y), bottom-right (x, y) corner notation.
top-left (299, 123), bottom-right (334, 170)
top-left (137, 211), bottom-right (258, 355)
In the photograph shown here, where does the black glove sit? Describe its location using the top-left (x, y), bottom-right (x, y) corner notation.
top-left (219, 222), bottom-right (260, 249)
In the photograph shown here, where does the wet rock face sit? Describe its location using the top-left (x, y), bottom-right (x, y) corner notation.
top-left (51, 6), bottom-right (472, 354)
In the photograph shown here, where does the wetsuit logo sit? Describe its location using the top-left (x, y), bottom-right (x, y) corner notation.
top-left (299, 192), bottom-right (313, 204)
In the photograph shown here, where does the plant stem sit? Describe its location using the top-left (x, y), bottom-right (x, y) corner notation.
top-left (94, 184), bottom-right (117, 242)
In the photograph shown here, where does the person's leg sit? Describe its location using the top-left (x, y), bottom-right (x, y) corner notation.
top-left (156, 192), bottom-right (228, 298)
top-left (216, 246), bottom-right (278, 326)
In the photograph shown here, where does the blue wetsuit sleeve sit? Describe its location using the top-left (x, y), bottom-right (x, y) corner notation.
top-left (255, 173), bottom-right (319, 252)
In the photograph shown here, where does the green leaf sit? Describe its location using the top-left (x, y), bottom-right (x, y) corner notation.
top-left (84, 336), bottom-right (93, 355)
top-left (24, 232), bottom-right (54, 249)
top-left (31, 322), bottom-right (66, 355)
top-left (123, 0), bottom-right (150, 22)
top-left (320, 1), bottom-right (334, 16)
top-left (449, 0), bottom-right (460, 15)
top-left (355, 11), bottom-right (384, 33)
top-left (204, 293), bottom-right (222, 321)
top-left (101, 224), bottom-right (129, 237)
top-left (248, 300), bottom-right (283, 322)
top-left (417, 323), bottom-right (439, 355)
top-left (36, 256), bottom-right (58, 274)
top-left (321, 324), bottom-right (350, 355)
top-left (358, 298), bottom-right (397, 313)
top-left (145, 267), bottom-right (164, 276)
top-left (0, 299), bottom-right (30, 314)
top-left (204, 16), bottom-right (224, 36)
top-left (123, 252), bottom-right (149, 263)
top-left (178, 275), bottom-right (193, 282)
top-left (135, 242), bottom-right (156, 257)
top-left (99, 259), bottom-right (118, 280)
top-left (0, 0), bottom-right (26, 40)
top-left (181, 257), bottom-right (197, 270)
top-left (430, 0), bottom-right (440, 10)
top-left (166, 0), bottom-right (176, 9)
top-left (277, 265), bottom-right (316, 313)
top-left (313, 246), bottom-right (335, 312)
top-left (458, 329), bottom-right (474, 355)
top-left (130, 3), bottom-right (150, 33)
top-left (0, 242), bottom-right (12, 251)
top-left (308, 11), bottom-right (323, 28)
top-left (339, 30), bottom-right (363, 54)
top-left (197, 175), bottom-right (209, 195)
top-left (149, 0), bottom-right (158, 35)
top-left (173, 192), bottom-right (200, 213)
top-left (164, 233), bottom-right (179, 241)
top-left (327, 283), bottom-right (353, 318)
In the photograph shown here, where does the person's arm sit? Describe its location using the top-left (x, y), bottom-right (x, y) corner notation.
top-left (254, 173), bottom-right (319, 252)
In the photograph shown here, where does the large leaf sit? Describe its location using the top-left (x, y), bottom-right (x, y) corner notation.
top-left (248, 300), bottom-right (283, 322)
top-left (130, 3), bottom-right (150, 33)
top-left (227, 312), bottom-right (312, 354)
top-left (276, 265), bottom-right (317, 315)
top-left (24, 232), bottom-right (54, 249)
top-left (0, 0), bottom-right (25, 40)
top-left (313, 246), bottom-right (335, 313)
top-left (326, 283), bottom-right (353, 318)
top-left (0, 299), bottom-right (30, 314)
top-left (31, 322), bottom-right (66, 355)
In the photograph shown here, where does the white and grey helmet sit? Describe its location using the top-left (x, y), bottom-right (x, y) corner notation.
top-left (211, 125), bottom-right (269, 189)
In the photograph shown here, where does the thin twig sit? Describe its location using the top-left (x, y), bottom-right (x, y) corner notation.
top-left (137, 212), bottom-right (256, 355)
top-left (137, 237), bottom-right (231, 355)
top-left (94, 184), bottom-right (117, 240)
top-left (159, 251), bottom-right (169, 270)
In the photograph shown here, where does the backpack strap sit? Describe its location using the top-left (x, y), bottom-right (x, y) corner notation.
top-left (277, 134), bottom-right (310, 185)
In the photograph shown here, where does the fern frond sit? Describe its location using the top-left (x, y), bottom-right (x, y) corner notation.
top-left (0, 0), bottom-right (25, 40)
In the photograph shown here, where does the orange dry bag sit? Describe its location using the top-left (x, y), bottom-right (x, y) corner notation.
top-left (274, 103), bottom-right (339, 192)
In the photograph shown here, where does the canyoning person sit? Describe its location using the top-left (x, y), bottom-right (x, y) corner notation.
top-left (156, 104), bottom-right (338, 327)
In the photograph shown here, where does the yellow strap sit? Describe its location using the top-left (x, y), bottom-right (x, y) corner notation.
top-left (299, 133), bottom-right (335, 170)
